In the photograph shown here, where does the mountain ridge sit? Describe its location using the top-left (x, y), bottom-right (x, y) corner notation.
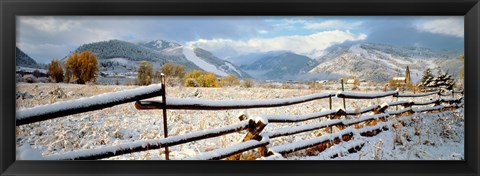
top-left (68, 39), bottom-right (250, 78)
top-left (309, 43), bottom-right (463, 82)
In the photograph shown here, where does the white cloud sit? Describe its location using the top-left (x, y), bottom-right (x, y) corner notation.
top-left (19, 16), bottom-right (80, 33)
top-left (258, 30), bottom-right (269, 34)
top-left (414, 17), bottom-right (464, 37)
top-left (304, 20), bottom-right (363, 30)
top-left (267, 17), bottom-right (310, 30)
top-left (187, 30), bottom-right (367, 58)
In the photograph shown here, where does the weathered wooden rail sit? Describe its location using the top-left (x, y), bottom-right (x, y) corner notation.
top-left (16, 84), bottom-right (164, 126)
top-left (16, 79), bottom-right (464, 160)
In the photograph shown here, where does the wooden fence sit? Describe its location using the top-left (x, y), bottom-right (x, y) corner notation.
top-left (16, 76), bottom-right (464, 160)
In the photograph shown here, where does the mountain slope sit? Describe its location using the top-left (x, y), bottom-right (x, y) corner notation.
top-left (228, 51), bottom-right (288, 67)
top-left (309, 43), bottom-right (463, 82)
top-left (68, 39), bottom-right (249, 78)
top-left (241, 51), bottom-right (318, 80)
top-left (139, 40), bottom-right (181, 51)
top-left (16, 47), bottom-right (39, 68)
top-left (160, 45), bottom-right (250, 78)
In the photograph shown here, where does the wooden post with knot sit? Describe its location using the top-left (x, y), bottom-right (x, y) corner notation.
top-left (227, 114), bottom-right (267, 160)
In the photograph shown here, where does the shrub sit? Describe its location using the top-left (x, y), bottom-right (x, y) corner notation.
top-left (33, 70), bottom-right (42, 78)
top-left (48, 59), bottom-right (64, 83)
top-left (137, 61), bottom-right (154, 86)
top-left (185, 78), bottom-right (200, 87)
top-left (184, 70), bottom-right (219, 87)
top-left (242, 79), bottom-right (254, 88)
top-left (23, 75), bottom-right (36, 83)
top-left (219, 74), bottom-right (240, 87)
top-left (64, 51), bottom-right (99, 84)
top-left (161, 63), bottom-right (185, 78)
top-left (155, 63), bottom-right (185, 86)
top-left (203, 72), bottom-right (218, 87)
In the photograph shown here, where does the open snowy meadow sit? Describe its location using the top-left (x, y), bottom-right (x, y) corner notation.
top-left (15, 83), bottom-right (464, 160)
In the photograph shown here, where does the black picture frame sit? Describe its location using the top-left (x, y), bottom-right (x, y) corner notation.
top-left (1, 0), bottom-right (479, 176)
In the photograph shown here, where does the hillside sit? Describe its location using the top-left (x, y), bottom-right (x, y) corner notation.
top-left (240, 51), bottom-right (318, 80)
top-left (16, 47), bottom-right (39, 68)
top-left (190, 47), bottom-right (250, 78)
top-left (139, 39), bottom-right (181, 51)
top-left (309, 43), bottom-right (463, 82)
top-left (159, 45), bottom-right (250, 78)
top-left (68, 39), bottom-right (249, 78)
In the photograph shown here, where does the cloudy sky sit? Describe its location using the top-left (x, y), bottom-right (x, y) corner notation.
top-left (16, 16), bottom-right (464, 64)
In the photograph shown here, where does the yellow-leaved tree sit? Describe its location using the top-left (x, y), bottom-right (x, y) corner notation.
top-left (155, 63), bottom-right (186, 85)
top-left (64, 51), bottom-right (98, 84)
top-left (48, 59), bottom-right (64, 83)
top-left (459, 54), bottom-right (464, 80)
top-left (137, 61), bottom-right (154, 85)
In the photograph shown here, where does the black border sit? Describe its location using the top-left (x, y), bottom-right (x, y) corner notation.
top-left (1, 0), bottom-right (479, 176)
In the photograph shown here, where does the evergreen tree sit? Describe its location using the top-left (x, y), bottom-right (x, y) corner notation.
top-left (430, 70), bottom-right (455, 92)
top-left (419, 68), bottom-right (434, 88)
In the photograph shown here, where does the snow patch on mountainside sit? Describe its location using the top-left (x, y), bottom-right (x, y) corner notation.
top-left (182, 46), bottom-right (228, 76)
top-left (225, 62), bottom-right (242, 77)
top-left (309, 43), bottom-right (462, 82)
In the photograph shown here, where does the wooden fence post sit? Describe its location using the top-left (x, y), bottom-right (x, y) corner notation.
top-left (452, 88), bottom-right (455, 98)
top-left (328, 95), bottom-right (333, 132)
top-left (329, 95), bottom-right (332, 111)
top-left (341, 79), bottom-right (348, 122)
top-left (160, 73), bottom-right (170, 160)
top-left (396, 96), bottom-right (399, 111)
top-left (227, 115), bottom-right (267, 160)
top-left (341, 79), bottom-right (346, 110)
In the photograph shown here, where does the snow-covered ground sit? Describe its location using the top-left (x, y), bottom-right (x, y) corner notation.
top-left (15, 83), bottom-right (464, 160)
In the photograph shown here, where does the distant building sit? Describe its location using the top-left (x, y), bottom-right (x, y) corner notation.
top-left (345, 78), bottom-right (359, 85)
top-left (390, 66), bottom-right (411, 86)
top-left (315, 80), bottom-right (328, 84)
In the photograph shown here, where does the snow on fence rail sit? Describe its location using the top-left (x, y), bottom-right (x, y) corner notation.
top-left (45, 119), bottom-right (254, 160)
top-left (268, 122), bottom-right (391, 155)
top-left (184, 134), bottom-right (270, 160)
top-left (394, 91), bottom-right (438, 97)
top-left (337, 91), bottom-right (398, 99)
top-left (17, 83), bottom-right (464, 160)
top-left (16, 84), bottom-right (163, 126)
top-left (135, 92), bottom-right (335, 110)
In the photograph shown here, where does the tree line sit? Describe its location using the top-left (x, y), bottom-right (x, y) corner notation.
top-left (47, 50), bottom-right (253, 87)
top-left (137, 61), bottom-right (253, 88)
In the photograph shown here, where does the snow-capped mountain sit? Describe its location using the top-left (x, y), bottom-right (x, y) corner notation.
top-left (139, 39), bottom-right (181, 51)
top-left (239, 51), bottom-right (318, 80)
top-left (309, 43), bottom-right (463, 82)
top-left (160, 45), bottom-right (250, 78)
top-left (69, 39), bottom-right (249, 78)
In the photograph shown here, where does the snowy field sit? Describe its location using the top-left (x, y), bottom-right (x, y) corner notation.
top-left (15, 83), bottom-right (464, 160)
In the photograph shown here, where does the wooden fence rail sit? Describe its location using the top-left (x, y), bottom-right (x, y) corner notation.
top-left (17, 82), bottom-right (463, 160)
top-left (135, 92), bottom-right (334, 110)
top-left (16, 84), bottom-right (163, 126)
top-left (44, 118), bottom-right (259, 160)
